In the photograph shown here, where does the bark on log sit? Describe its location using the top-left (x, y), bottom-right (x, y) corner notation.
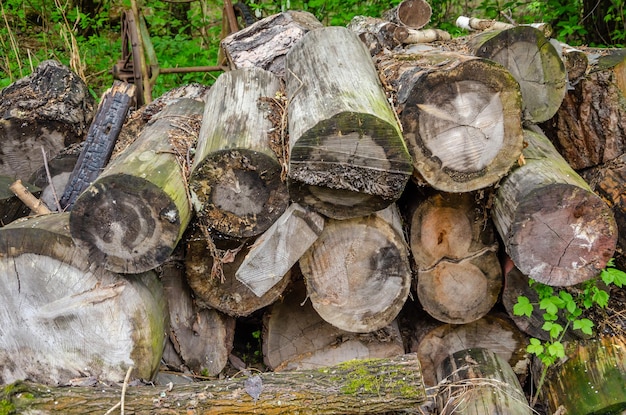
top-left (0, 60), bottom-right (94, 180)
top-left (59, 81), bottom-right (135, 210)
top-left (436, 348), bottom-right (532, 415)
top-left (414, 314), bottom-right (529, 386)
top-left (299, 205), bottom-right (412, 333)
top-left (160, 257), bottom-right (235, 376)
top-left (347, 16), bottom-right (409, 55)
top-left (540, 48), bottom-right (626, 170)
top-left (491, 128), bottom-right (618, 286)
top-left (70, 98), bottom-right (203, 274)
top-left (236, 203), bottom-right (324, 297)
top-left (455, 17), bottom-right (553, 38)
top-left (0, 213), bottom-right (168, 385)
top-left (408, 191), bottom-right (501, 324)
top-left (376, 50), bottom-right (524, 192)
top-left (189, 68), bottom-right (289, 239)
top-left (0, 175), bottom-right (39, 225)
top-left (221, 11), bottom-right (323, 77)
top-left (383, 0), bottom-right (432, 30)
top-left (185, 225), bottom-right (292, 317)
top-left (0, 353), bottom-right (427, 414)
top-left (540, 335), bottom-right (626, 415)
top-left (467, 26), bottom-right (567, 123)
top-left (285, 26), bottom-right (413, 219)
top-left (550, 40), bottom-right (590, 85)
top-left (262, 279), bottom-right (405, 371)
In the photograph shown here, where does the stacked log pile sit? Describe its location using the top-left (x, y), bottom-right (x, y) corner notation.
top-left (1, 0), bottom-right (625, 413)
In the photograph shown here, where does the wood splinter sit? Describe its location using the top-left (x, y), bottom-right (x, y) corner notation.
top-left (9, 179), bottom-right (51, 215)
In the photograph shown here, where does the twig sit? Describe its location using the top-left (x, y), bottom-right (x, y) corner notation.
top-left (120, 365), bottom-right (133, 415)
top-left (41, 146), bottom-right (63, 212)
top-left (9, 180), bottom-right (51, 215)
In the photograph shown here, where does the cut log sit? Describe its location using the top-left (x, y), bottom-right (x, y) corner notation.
top-left (540, 335), bottom-right (626, 415)
top-left (414, 314), bottom-right (529, 386)
top-left (467, 26), bottom-right (567, 123)
top-left (0, 213), bottom-right (167, 385)
top-left (376, 50), bottom-right (524, 192)
top-left (550, 40), bottom-right (589, 85)
top-left (236, 203), bottom-right (324, 297)
top-left (184, 224), bottom-right (292, 317)
top-left (299, 205), bottom-right (412, 333)
top-left (436, 348), bottom-right (532, 415)
top-left (402, 28), bottom-right (451, 44)
top-left (160, 257), bottom-right (235, 376)
top-left (383, 0), bottom-right (432, 30)
top-left (189, 68), bottom-right (289, 239)
top-left (408, 191), bottom-right (501, 324)
top-left (69, 97), bottom-right (203, 274)
top-left (0, 60), bottom-right (94, 180)
top-left (0, 175), bottom-right (40, 225)
top-left (263, 279), bottom-right (405, 371)
top-left (0, 353), bottom-right (427, 414)
top-left (59, 81), bottom-right (135, 210)
top-left (540, 48), bottom-right (626, 170)
top-left (221, 10), bottom-right (323, 77)
top-left (285, 26), bottom-right (413, 219)
top-left (491, 128), bottom-right (618, 286)
top-left (455, 16), bottom-right (553, 38)
top-left (347, 15), bottom-right (409, 55)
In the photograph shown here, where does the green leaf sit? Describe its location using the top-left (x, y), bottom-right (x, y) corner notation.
top-left (542, 322), bottom-right (564, 339)
top-left (603, 267), bottom-right (626, 288)
top-left (547, 341), bottom-right (565, 358)
top-left (527, 338), bottom-right (544, 356)
top-left (539, 297), bottom-right (560, 315)
top-left (513, 296), bottom-right (534, 317)
top-left (573, 318), bottom-right (594, 335)
top-left (592, 288), bottom-right (609, 308)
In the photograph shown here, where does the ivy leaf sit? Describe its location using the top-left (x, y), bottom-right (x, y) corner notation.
top-left (542, 322), bottom-right (563, 339)
top-left (539, 297), bottom-right (559, 315)
top-left (514, 296), bottom-right (534, 317)
top-left (602, 267), bottom-right (626, 288)
top-left (592, 288), bottom-right (609, 308)
top-left (547, 341), bottom-right (565, 359)
top-left (527, 338), bottom-right (544, 356)
top-left (573, 318), bottom-right (594, 335)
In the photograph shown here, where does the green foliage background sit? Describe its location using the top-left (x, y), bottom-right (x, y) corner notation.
top-left (1, 0), bottom-right (624, 100)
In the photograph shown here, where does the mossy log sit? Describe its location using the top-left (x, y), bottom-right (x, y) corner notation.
top-left (0, 213), bottom-right (167, 385)
top-left (408, 191), bottom-right (501, 324)
top-left (467, 26), bottom-right (567, 123)
top-left (0, 353), bottom-right (427, 414)
top-left (436, 348), bottom-right (532, 414)
top-left (70, 98), bottom-right (203, 274)
top-left (299, 205), bottom-right (412, 333)
top-left (491, 128), bottom-right (617, 286)
top-left (189, 68), bottom-right (289, 239)
top-left (285, 26), bottom-right (413, 219)
top-left (375, 50), bottom-right (523, 192)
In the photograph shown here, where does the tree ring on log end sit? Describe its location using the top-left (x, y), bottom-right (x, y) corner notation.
top-left (189, 149), bottom-right (289, 238)
top-left (70, 175), bottom-right (180, 274)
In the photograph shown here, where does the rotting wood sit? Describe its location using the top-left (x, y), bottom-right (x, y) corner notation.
top-left (285, 26), bottom-right (413, 219)
top-left (70, 97), bottom-right (204, 274)
top-left (59, 81), bottom-right (135, 210)
top-left (347, 15), bottom-right (409, 55)
top-left (0, 353), bottom-right (427, 414)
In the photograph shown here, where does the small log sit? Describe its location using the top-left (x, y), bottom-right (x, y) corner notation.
top-left (383, 0), bottom-right (432, 30)
top-left (436, 348), bottom-right (532, 415)
top-left (414, 314), bottom-right (529, 386)
top-left (59, 81), bottom-right (135, 210)
top-left (540, 48), bottom-right (626, 170)
top-left (160, 257), bottom-right (235, 376)
top-left (0, 175), bottom-right (40, 224)
top-left (0, 213), bottom-right (167, 385)
top-left (189, 68), bottom-right (289, 239)
top-left (184, 225), bottom-right (292, 317)
top-left (456, 16), bottom-right (553, 37)
top-left (8, 179), bottom-right (50, 215)
top-left (263, 279), bottom-right (405, 371)
top-left (491, 128), bottom-right (618, 286)
top-left (347, 15), bottom-right (409, 55)
top-left (409, 191), bottom-right (501, 324)
top-left (285, 26), bottom-right (413, 219)
top-left (299, 205), bottom-right (412, 333)
top-left (540, 335), bottom-right (626, 415)
top-left (0, 60), bottom-right (94, 180)
top-left (402, 28), bottom-right (451, 44)
top-left (376, 50), bottom-right (524, 192)
top-left (0, 353), bottom-right (427, 414)
top-left (467, 26), bottom-right (567, 123)
top-left (69, 98), bottom-right (203, 274)
top-left (221, 11), bottom-right (323, 77)
top-left (236, 203), bottom-right (324, 297)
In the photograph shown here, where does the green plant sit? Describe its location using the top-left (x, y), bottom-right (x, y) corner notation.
top-left (514, 258), bottom-right (626, 406)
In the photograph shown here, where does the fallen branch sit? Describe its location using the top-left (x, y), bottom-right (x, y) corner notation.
top-left (9, 179), bottom-right (51, 215)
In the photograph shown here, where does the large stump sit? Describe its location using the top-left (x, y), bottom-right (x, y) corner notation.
top-left (492, 128), bottom-right (617, 286)
top-left (189, 67), bottom-right (289, 239)
top-left (376, 50), bottom-right (524, 192)
top-left (285, 26), bottom-right (413, 219)
top-left (70, 98), bottom-right (203, 274)
top-left (0, 213), bottom-right (167, 385)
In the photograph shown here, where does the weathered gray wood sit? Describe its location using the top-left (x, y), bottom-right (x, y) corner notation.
top-left (189, 68), bottom-right (289, 239)
top-left (347, 16), bottom-right (408, 54)
top-left (285, 26), bottom-right (413, 219)
top-left (491, 128), bottom-right (618, 286)
top-left (0, 213), bottom-right (167, 385)
top-left (70, 98), bottom-right (203, 274)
